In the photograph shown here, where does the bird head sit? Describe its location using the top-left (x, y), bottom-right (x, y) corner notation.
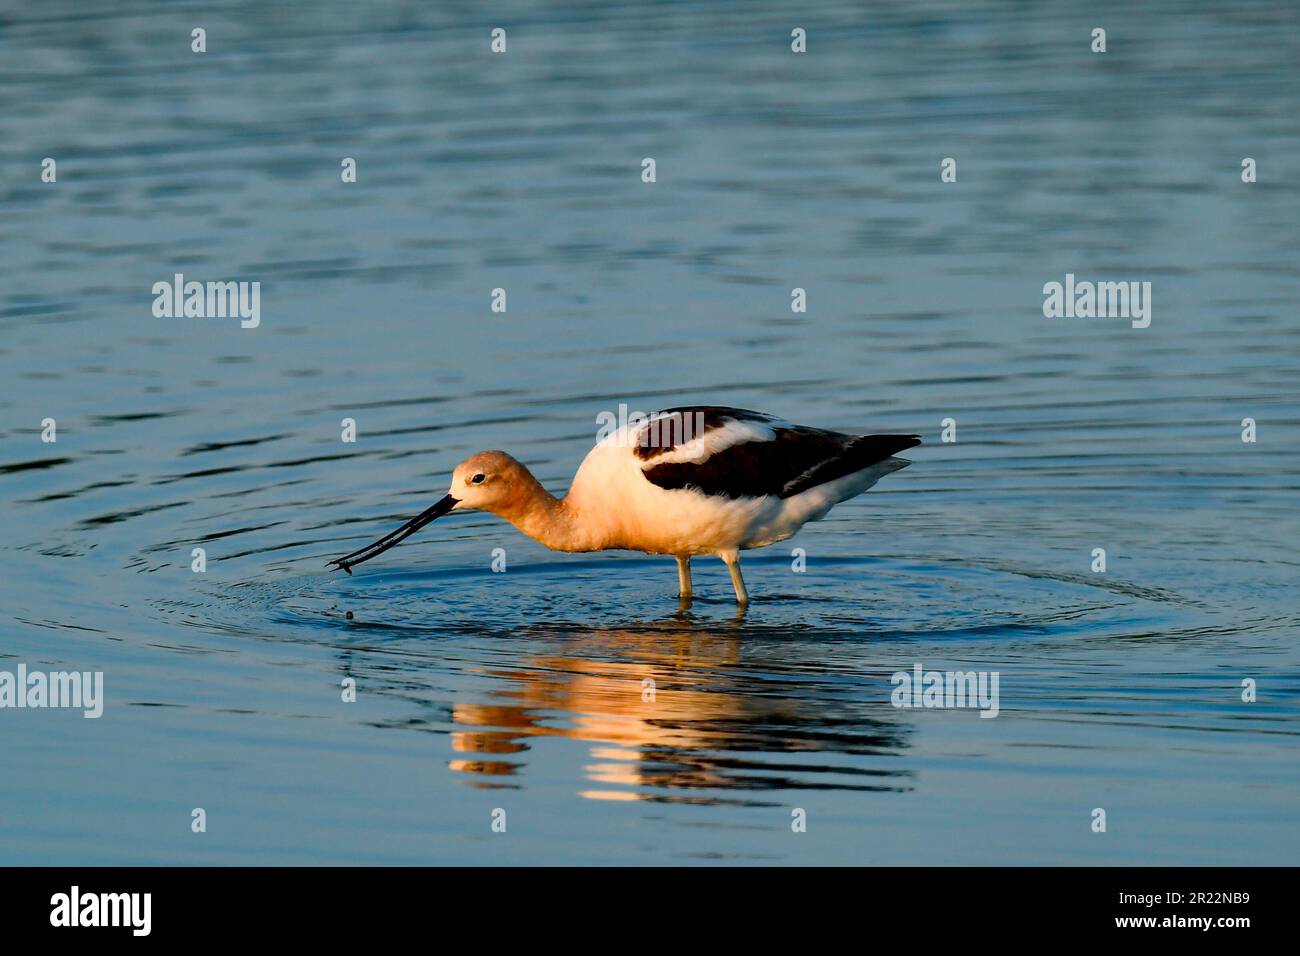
top-left (327, 450), bottom-right (533, 574)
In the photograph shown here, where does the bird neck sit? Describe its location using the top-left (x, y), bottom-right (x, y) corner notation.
top-left (493, 477), bottom-right (598, 553)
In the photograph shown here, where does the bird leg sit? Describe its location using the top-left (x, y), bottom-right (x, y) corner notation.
top-left (719, 550), bottom-right (748, 605)
top-left (675, 555), bottom-right (693, 600)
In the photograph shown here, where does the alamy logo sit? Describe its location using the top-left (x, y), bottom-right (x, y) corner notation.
top-left (50, 886), bottom-right (151, 936)
top-left (890, 664), bottom-right (999, 718)
top-left (152, 273), bottom-right (260, 328)
top-left (1043, 273), bottom-right (1151, 328)
top-left (0, 664), bottom-right (103, 718)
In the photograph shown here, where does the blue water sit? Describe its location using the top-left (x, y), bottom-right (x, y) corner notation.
top-left (1, 0), bottom-right (1298, 865)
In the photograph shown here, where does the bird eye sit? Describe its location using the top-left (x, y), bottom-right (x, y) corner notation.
top-left (471, 473), bottom-right (486, 484)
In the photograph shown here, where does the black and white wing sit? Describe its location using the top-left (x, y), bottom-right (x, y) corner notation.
top-left (634, 406), bottom-right (920, 500)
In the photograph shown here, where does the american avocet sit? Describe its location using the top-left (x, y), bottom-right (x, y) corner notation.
top-left (328, 406), bottom-right (920, 604)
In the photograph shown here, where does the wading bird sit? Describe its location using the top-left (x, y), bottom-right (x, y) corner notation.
top-left (328, 406), bottom-right (920, 605)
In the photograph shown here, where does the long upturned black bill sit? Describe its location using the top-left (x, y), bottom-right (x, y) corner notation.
top-left (327, 494), bottom-right (458, 574)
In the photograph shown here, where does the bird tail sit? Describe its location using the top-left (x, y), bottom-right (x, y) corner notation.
top-left (781, 434), bottom-right (920, 498)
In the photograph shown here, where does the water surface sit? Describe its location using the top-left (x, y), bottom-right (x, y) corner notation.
top-left (1, 0), bottom-right (1298, 865)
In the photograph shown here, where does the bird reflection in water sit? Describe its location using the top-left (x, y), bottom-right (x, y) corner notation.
top-left (448, 624), bottom-right (915, 805)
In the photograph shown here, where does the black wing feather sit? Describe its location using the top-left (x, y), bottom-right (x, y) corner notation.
top-left (633, 406), bottom-right (774, 460)
top-left (640, 408), bottom-right (919, 500)
top-left (781, 433), bottom-right (920, 497)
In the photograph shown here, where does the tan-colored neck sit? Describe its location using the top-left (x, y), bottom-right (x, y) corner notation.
top-left (493, 473), bottom-right (598, 553)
